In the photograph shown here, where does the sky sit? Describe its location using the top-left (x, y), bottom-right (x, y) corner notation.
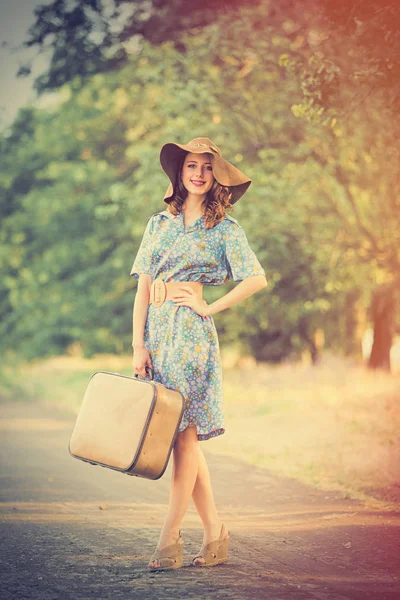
top-left (0, 0), bottom-right (53, 129)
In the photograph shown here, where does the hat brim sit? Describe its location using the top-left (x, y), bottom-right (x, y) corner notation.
top-left (160, 142), bottom-right (251, 205)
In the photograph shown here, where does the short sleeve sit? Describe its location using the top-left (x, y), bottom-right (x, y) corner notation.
top-left (224, 222), bottom-right (266, 282)
top-left (130, 216), bottom-right (156, 280)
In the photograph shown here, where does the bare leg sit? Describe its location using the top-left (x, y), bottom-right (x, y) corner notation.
top-left (148, 425), bottom-right (199, 569)
top-left (191, 445), bottom-right (228, 565)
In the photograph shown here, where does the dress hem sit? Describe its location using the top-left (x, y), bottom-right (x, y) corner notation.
top-left (198, 427), bottom-right (225, 441)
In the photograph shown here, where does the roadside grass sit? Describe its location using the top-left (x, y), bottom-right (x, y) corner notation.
top-left (209, 354), bottom-right (400, 505)
top-left (1, 352), bottom-right (399, 504)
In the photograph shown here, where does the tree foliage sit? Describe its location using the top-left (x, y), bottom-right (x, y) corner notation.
top-left (2, 0), bottom-right (398, 366)
top-left (280, 0), bottom-right (400, 369)
top-left (21, 0), bottom-right (263, 92)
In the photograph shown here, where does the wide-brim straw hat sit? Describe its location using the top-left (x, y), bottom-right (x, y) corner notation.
top-left (159, 137), bottom-right (251, 204)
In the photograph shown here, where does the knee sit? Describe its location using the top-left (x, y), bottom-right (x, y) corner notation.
top-left (175, 425), bottom-right (198, 452)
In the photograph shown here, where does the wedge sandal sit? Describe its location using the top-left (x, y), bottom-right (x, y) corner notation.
top-left (192, 523), bottom-right (230, 567)
top-left (148, 532), bottom-right (184, 571)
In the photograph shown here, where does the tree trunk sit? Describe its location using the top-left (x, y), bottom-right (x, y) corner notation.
top-left (368, 283), bottom-right (397, 372)
top-left (343, 288), bottom-right (366, 359)
top-left (298, 319), bottom-right (323, 365)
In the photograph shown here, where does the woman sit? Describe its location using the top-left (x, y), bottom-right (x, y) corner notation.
top-left (130, 137), bottom-right (267, 570)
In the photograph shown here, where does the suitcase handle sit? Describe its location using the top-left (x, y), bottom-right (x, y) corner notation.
top-left (133, 365), bottom-right (154, 380)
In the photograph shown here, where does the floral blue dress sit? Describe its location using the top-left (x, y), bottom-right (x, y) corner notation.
top-left (130, 210), bottom-right (266, 440)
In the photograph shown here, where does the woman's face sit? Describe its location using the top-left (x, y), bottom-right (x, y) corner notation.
top-left (181, 152), bottom-right (214, 196)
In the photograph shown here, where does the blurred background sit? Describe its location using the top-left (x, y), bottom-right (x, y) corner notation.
top-left (1, 0), bottom-right (399, 502)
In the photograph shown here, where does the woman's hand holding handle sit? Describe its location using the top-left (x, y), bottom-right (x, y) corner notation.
top-left (132, 345), bottom-right (153, 378)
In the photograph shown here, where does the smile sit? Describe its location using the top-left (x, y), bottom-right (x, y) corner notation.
top-left (190, 180), bottom-right (206, 186)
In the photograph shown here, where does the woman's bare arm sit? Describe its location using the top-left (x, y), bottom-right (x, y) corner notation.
top-left (207, 275), bottom-right (267, 317)
top-left (132, 274), bottom-right (152, 348)
top-left (132, 274), bottom-right (153, 377)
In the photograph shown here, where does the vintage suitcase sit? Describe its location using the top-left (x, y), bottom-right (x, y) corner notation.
top-left (68, 367), bottom-right (185, 480)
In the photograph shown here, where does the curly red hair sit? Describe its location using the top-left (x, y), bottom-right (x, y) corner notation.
top-left (166, 154), bottom-right (234, 229)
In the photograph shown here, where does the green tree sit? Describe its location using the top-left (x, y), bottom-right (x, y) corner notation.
top-left (3, 0), bottom-right (390, 366)
top-left (280, 1), bottom-right (400, 370)
top-left (20, 0), bottom-right (265, 92)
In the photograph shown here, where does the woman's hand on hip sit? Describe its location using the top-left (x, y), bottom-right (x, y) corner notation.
top-left (172, 287), bottom-right (210, 317)
top-left (132, 345), bottom-right (153, 378)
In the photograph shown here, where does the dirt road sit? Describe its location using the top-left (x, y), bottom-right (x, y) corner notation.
top-left (0, 400), bottom-right (399, 599)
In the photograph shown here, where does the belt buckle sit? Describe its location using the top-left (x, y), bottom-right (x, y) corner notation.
top-left (152, 278), bottom-right (167, 307)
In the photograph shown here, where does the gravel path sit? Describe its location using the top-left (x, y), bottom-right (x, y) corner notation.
top-left (0, 400), bottom-right (399, 599)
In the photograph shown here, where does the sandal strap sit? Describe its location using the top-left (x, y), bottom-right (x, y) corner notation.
top-left (193, 545), bottom-right (218, 564)
top-left (193, 525), bottom-right (230, 565)
top-left (151, 556), bottom-right (177, 568)
top-left (150, 536), bottom-right (183, 562)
